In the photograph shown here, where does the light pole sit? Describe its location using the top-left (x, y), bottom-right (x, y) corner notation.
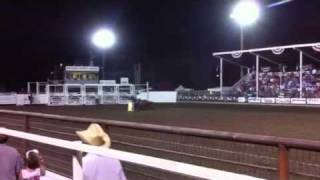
top-left (91, 28), bottom-right (116, 80)
top-left (230, 0), bottom-right (260, 50)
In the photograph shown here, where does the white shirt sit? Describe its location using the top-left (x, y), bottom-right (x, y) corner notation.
top-left (83, 153), bottom-right (127, 180)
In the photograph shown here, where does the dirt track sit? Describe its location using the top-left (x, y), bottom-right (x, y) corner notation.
top-left (1, 103), bottom-right (320, 140)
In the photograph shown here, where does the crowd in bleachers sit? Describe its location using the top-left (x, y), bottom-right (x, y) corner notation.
top-left (177, 90), bottom-right (238, 102)
top-left (237, 65), bottom-right (320, 98)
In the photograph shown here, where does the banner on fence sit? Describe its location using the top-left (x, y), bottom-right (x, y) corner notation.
top-left (261, 98), bottom-right (276, 104)
top-left (306, 98), bottom-right (320, 105)
top-left (0, 93), bottom-right (17, 105)
top-left (291, 98), bottom-right (306, 104)
top-left (238, 97), bottom-right (246, 103)
top-left (248, 97), bottom-right (261, 103)
top-left (276, 98), bottom-right (291, 104)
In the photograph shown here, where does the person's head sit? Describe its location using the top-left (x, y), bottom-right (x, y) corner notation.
top-left (0, 134), bottom-right (8, 144)
top-left (25, 150), bottom-right (40, 170)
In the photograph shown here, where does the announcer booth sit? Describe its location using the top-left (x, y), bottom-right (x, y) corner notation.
top-left (64, 66), bottom-right (99, 105)
top-left (64, 66), bottom-right (99, 84)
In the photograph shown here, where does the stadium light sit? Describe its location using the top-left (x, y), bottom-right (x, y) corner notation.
top-left (91, 28), bottom-right (116, 80)
top-left (230, 0), bottom-right (261, 49)
top-left (91, 28), bottom-right (116, 49)
top-left (230, 0), bottom-right (261, 26)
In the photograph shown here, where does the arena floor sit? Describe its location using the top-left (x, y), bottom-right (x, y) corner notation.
top-left (1, 103), bottom-right (320, 140)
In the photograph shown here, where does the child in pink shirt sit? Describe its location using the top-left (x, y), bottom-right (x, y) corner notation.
top-left (19, 149), bottom-right (46, 180)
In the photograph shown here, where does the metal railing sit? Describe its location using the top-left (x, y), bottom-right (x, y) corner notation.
top-left (0, 109), bottom-right (320, 180)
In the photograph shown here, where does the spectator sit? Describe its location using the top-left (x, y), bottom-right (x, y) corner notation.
top-left (19, 149), bottom-right (46, 180)
top-left (0, 134), bottom-right (24, 180)
top-left (76, 123), bottom-right (127, 180)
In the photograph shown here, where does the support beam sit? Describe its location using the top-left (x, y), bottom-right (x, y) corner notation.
top-left (250, 52), bottom-right (283, 66)
top-left (220, 58), bottom-right (223, 98)
top-left (240, 67), bottom-right (244, 78)
top-left (295, 48), bottom-right (320, 64)
top-left (240, 26), bottom-right (244, 50)
top-left (101, 52), bottom-right (106, 80)
top-left (299, 51), bottom-right (303, 98)
top-left (215, 56), bottom-right (249, 69)
top-left (256, 55), bottom-right (259, 98)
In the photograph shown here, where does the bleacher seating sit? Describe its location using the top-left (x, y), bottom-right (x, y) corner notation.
top-left (237, 67), bottom-right (320, 98)
top-left (177, 66), bottom-right (320, 102)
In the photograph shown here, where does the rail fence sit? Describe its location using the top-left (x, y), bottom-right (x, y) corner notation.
top-left (0, 127), bottom-right (263, 180)
top-left (0, 109), bottom-right (320, 180)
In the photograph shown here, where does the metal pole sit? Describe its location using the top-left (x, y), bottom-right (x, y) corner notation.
top-left (256, 55), bottom-right (259, 98)
top-left (146, 81), bottom-right (150, 101)
top-left (24, 116), bottom-right (30, 153)
top-left (279, 73), bottom-right (282, 96)
top-left (36, 82), bottom-right (40, 95)
top-left (220, 58), bottom-right (223, 97)
top-left (27, 82), bottom-right (31, 94)
top-left (299, 51), bottom-right (303, 98)
top-left (101, 52), bottom-right (106, 80)
top-left (240, 26), bottom-right (244, 50)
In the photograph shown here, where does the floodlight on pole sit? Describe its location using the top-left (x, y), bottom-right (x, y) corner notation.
top-left (91, 28), bottom-right (116, 49)
top-left (230, 0), bottom-right (260, 26)
top-left (91, 28), bottom-right (116, 80)
top-left (230, 0), bottom-right (260, 50)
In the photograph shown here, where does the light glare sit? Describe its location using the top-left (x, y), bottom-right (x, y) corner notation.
top-left (91, 29), bottom-right (116, 49)
top-left (230, 0), bottom-right (260, 26)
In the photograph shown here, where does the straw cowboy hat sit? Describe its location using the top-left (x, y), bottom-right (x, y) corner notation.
top-left (76, 123), bottom-right (111, 148)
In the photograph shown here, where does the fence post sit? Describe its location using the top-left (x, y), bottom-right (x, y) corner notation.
top-left (72, 155), bottom-right (83, 180)
top-left (279, 144), bottom-right (289, 180)
top-left (73, 141), bottom-right (84, 180)
top-left (24, 115), bottom-right (30, 151)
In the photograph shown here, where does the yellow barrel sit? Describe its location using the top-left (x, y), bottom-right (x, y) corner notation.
top-left (128, 101), bottom-right (134, 112)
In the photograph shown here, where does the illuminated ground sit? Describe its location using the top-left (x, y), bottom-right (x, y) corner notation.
top-left (1, 103), bottom-right (320, 140)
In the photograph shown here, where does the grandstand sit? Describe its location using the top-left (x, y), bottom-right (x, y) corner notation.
top-left (178, 42), bottom-right (320, 105)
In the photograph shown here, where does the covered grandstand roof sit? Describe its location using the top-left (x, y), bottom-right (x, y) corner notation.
top-left (213, 42), bottom-right (320, 56)
top-left (212, 42), bottom-right (320, 71)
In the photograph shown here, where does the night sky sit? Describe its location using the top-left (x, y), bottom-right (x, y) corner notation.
top-left (1, 0), bottom-right (320, 91)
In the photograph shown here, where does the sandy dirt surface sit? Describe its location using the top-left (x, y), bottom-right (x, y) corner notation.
top-left (1, 103), bottom-right (320, 140)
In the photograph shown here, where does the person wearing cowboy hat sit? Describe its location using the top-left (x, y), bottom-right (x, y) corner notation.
top-left (76, 123), bottom-right (127, 180)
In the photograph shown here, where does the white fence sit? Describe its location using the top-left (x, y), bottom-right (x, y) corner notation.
top-left (0, 127), bottom-right (264, 180)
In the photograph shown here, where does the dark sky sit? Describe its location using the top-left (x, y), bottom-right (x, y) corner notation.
top-left (1, 0), bottom-right (320, 91)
